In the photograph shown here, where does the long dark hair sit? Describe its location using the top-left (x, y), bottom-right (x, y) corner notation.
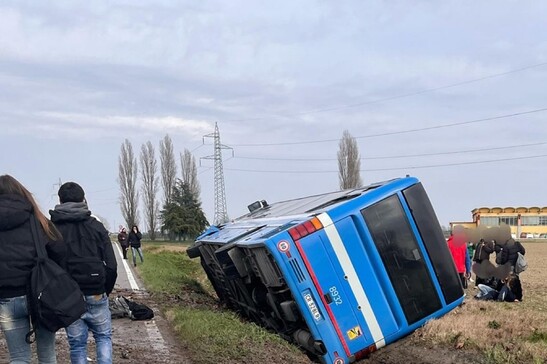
top-left (0, 174), bottom-right (60, 240)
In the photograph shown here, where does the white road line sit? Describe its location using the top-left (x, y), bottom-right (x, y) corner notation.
top-left (112, 242), bottom-right (140, 290)
top-left (112, 242), bottom-right (170, 357)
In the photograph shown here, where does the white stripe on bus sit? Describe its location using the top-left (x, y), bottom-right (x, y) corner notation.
top-left (317, 213), bottom-right (386, 348)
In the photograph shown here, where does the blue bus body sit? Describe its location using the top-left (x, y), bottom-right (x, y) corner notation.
top-left (187, 177), bottom-right (464, 363)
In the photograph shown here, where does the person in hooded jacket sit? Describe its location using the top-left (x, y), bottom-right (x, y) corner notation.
top-left (0, 174), bottom-right (65, 364)
top-left (49, 182), bottom-right (117, 364)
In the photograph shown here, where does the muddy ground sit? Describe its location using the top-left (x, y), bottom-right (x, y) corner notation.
top-left (1, 289), bottom-right (480, 364)
top-left (1, 292), bottom-right (480, 364)
top-left (0, 288), bottom-right (190, 364)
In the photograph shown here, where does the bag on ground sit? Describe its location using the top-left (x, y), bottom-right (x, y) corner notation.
top-left (515, 252), bottom-right (528, 274)
top-left (110, 295), bottom-right (154, 321)
top-left (26, 217), bottom-right (86, 341)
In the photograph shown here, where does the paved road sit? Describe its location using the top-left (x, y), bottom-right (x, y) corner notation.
top-left (0, 241), bottom-right (190, 363)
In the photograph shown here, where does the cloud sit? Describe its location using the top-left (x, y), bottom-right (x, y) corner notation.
top-left (30, 111), bottom-right (214, 139)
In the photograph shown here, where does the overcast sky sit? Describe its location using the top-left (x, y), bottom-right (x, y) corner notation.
top-left (1, 1), bottom-right (546, 231)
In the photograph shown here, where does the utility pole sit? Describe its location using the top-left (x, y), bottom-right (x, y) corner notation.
top-left (202, 122), bottom-right (232, 225)
top-left (51, 178), bottom-right (62, 201)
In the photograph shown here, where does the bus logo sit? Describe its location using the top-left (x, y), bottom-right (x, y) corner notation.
top-left (347, 326), bottom-right (362, 340)
top-left (303, 293), bottom-right (322, 321)
top-left (277, 240), bottom-right (290, 253)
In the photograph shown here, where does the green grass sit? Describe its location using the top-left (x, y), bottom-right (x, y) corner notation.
top-left (137, 245), bottom-right (309, 364)
top-left (139, 247), bottom-right (204, 295)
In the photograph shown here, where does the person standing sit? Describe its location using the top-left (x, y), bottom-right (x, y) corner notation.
top-left (50, 182), bottom-right (117, 364)
top-left (472, 238), bottom-right (495, 286)
top-left (117, 227), bottom-right (129, 259)
top-left (447, 227), bottom-right (471, 289)
top-left (128, 225), bottom-right (144, 267)
top-left (0, 174), bottom-right (65, 364)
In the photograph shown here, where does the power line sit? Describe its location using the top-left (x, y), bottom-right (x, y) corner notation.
top-left (223, 153), bottom-right (547, 174)
top-left (230, 107), bottom-right (547, 147)
top-left (227, 61), bottom-right (547, 122)
top-left (232, 141), bottom-right (547, 161)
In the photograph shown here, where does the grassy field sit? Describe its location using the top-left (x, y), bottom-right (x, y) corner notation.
top-left (138, 243), bottom-right (310, 364)
top-left (418, 241), bottom-right (547, 364)
top-left (137, 241), bottom-right (547, 364)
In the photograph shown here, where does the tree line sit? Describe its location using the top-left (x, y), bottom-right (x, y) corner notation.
top-left (118, 134), bottom-right (207, 241)
top-left (118, 129), bottom-right (362, 241)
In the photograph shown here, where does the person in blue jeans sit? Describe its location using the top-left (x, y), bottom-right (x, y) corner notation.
top-left (50, 182), bottom-right (117, 364)
top-left (65, 294), bottom-right (112, 363)
top-left (0, 174), bottom-right (65, 363)
top-left (128, 225), bottom-right (144, 267)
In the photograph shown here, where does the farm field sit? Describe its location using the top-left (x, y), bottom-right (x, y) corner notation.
top-left (137, 241), bottom-right (547, 364)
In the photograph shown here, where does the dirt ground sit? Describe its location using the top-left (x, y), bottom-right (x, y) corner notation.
top-left (0, 288), bottom-right (191, 364)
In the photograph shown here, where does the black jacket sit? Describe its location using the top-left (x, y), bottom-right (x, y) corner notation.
top-left (0, 194), bottom-right (66, 299)
top-left (50, 204), bottom-right (117, 296)
top-left (495, 239), bottom-right (525, 266)
top-left (128, 230), bottom-right (143, 248)
top-left (473, 239), bottom-right (495, 262)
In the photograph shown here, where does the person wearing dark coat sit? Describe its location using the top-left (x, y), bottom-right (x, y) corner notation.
top-left (50, 181), bottom-right (117, 364)
top-left (117, 227), bottom-right (128, 259)
top-left (0, 174), bottom-right (65, 363)
top-left (495, 238), bottom-right (526, 272)
top-left (474, 273), bottom-right (523, 302)
top-left (128, 225), bottom-right (144, 267)
top-left (472, 239), bottom-right (495, 286)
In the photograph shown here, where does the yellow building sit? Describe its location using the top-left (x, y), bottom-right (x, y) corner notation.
top-left (469, 207), bottom-right (547, 238)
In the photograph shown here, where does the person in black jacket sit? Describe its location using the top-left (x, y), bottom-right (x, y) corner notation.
top-left (117, 227), bottom-right (128, 259)
top-left (49, 182), bottom-right (117, 364)
top-left (0, 174), bottom-right (65, 363)
top-left (495, 238), bottom-right (526, 273)
top-left (128, 225), bottom-right (144, 267)
top-left (472, 238), bottom-right (495, 286)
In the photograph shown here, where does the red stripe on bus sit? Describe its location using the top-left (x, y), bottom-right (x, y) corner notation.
top-left (294, 239), bottom-right (351, 357)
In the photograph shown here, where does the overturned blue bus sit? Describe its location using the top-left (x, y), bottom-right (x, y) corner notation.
top-left (187, 176), bottom-right (464, 363)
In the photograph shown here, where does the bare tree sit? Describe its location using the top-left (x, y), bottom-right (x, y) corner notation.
top-left (159, 134), bottom-right (177, 205)
top-left (180, 149), bottom-right (201, 199)
top-left (119, 139), bottom-right (139, 229)
top-left (140, 141), bottom-right (160, 240)
top-left (337, 130), bottom-right (362, 190)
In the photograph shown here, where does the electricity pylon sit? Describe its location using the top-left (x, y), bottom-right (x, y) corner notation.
top-left (202, 122), bottom-right (232, 225)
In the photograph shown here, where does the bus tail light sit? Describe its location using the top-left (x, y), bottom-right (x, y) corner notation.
top-left (353, 344), bottom-right (377, 360)
top-left (288, 217), bottom-right (323, 241)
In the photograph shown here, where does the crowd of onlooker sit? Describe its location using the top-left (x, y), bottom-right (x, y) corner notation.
top-left (447, 225), bottom-right (526, 303)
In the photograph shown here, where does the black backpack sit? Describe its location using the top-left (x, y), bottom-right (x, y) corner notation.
top-left (111, 295), bottom-right (154, 320)
top-left (26, 217), bottom-right (86, 342)
top-left (64, 221), bottom-right (108, 291)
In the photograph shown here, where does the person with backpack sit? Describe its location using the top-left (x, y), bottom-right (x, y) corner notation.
top-left (0, 174), bottom-right (65, 363)
top-left (495, 238), bottom-right (526, 273)
top-left (50, 182), bottom-right (117, 364)
top-left (128, 225), bottom-right (144, 267)
top-left (472, 238), bottom-right (495, 286)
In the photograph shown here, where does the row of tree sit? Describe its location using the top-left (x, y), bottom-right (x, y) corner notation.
top-left (118, 135), bottom-right (208, 240)
top-left (117, 128), bottom-right (362, 240)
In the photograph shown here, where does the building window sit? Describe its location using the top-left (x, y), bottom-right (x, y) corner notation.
top-left (499, 216), bottom-right (518, 226)
top-left (522, 216), bottom-right (539, 226)
top-left (481, 217), bottom-right (499, 226)
top-left (540, 216), bottom-right (547, 226)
